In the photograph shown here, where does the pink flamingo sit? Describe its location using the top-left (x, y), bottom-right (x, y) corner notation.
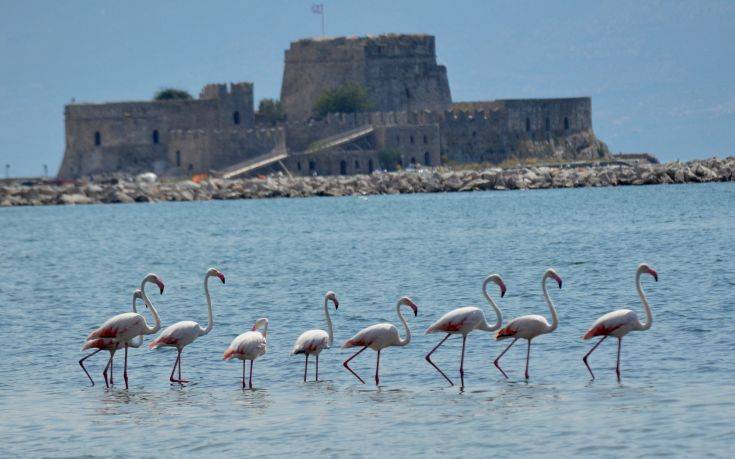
top-left (80, 289), bottom-right (144, 387)
top-left (149, 268), bottom-right (225, 384)
top-left (493, 269), bottom-right (563, 380)
top-left (81, 274), bottom-right (164, 388)
top-left (223, 318), bottom-right (269, 388)
top-left (582, 263), bottom-right (657, 381)
top-left (425, 274), bottom-right (505, 386)
top-left (291, 291), bottom-right (339, 382)
top-left (342, 297), bottom-right (418, 385)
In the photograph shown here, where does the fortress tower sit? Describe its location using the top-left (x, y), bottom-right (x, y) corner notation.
top-left (280, 34), bottom-right (452, 120)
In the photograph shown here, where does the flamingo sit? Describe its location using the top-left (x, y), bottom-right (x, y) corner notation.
top-left (582, 263), bottom-right (658, 381)
top-left (342, 297), bottom-right (418, 385)
top-left (79, 289), bottom-right (144, 387)
top-left (81, 273), bottom-right (164, 388)
top-left (425, 274), bottom-right (506, 386)
top-left (493, 269), bottom-right (563, 380)
top-left (291, 291), bottom-right (339, 382)
top-left (149, 267), bottom-right (225, 384)
top-left (223, 318), bottom-right (269, 389)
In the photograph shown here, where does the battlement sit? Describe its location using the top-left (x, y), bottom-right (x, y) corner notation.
top-left (199, 82), bottom-right (253, 100)
top-left (286, 34), bottom-right (436, 60)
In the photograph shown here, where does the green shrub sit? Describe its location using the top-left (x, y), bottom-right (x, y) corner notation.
top-left (154, 88), bottom-right (193, 101)
top-left (378, 148), bottom-right (403, 171)
top-left (257, 99), bottom-right (285, 124)
top-left (314, 84), bottom-right (373, 117)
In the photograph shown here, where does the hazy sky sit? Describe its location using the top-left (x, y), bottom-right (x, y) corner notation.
top-left (1, 0), bottom-right (734, 176)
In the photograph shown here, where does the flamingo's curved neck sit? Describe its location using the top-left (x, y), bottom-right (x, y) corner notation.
top-left (200, 274), bottom-right (214, 336)
top-left (129, 295), bottom-right (143, 348)
top-left (636, 270), bottom-right (653, 330)
top-left (140, 279), bottom-right (161, 334)
top-left (542, 274), bottom-right (558, 333)
top-left (396, 302), bottom-right (412, 346)
top-left (479, 277), bottom-right (503, 332)
top-left (258, 320), bottom-right (269, 338)
top-left (323, 295), bottom-right (334, 347)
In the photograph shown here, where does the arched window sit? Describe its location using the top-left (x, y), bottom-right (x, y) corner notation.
top-left (397, 158), bottom-right (403, 168)
top-left (188, 163), bottom-right (194, 171)
top-left (396, 135), bottom-right (400, 145)
top-left (424, 152), bottom-right (431, 166)
top-left (152, 130), bottom-right (159, 144)
top-left (340, 160), bottom-right (347, 175)
top-left (423, 135), bottom-right (428, 144)
top-left (354, 160), bottom-right (360, 170)
top-left (368, 159), bottom-right (374, 173)
top-left (297, 161), bottom-right (302, 171)
top-left (309, 160), bottom-right (316, 172)
top-left (472, 131), bottom-right (477, 137)
top-left (233, 111), bottom-right (240, 125)
top-left (175, 150), bottom-right (181, 167)
top-left (94, 131), bottom-right (101, 146)
top-left (564, 117), bottom-right (570, 130)
top-left (411, 157), bottom-right (416, 165)
top-left (410, 135), bottom-right (415, 145)
top-left (405, 87), bottom-right (411, 99)
top-left (545, 118), bottom-right (550, 131)
top-left (525, 117), bottom-right (531, 132)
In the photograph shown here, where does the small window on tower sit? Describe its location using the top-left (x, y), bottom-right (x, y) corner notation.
top-left (175, 151), bottom-right (181, 167)
top-left (564, 117), bottom-right (570, 130)
top-left (152, 130), bottom-right (159, 144)
top-left (94, 131), bottom-right (101, 146)
top-left (545, 118), bottom-right (550, 131)
top-left (526, 118), bottom-right (531, 132)
top-left (233, 111), bottom-right (241, 125)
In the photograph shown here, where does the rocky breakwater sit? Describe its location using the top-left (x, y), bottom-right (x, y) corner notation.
top-left (1, 157), bottom-right (733, 207)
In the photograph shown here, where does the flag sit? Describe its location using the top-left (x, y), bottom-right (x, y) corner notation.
top-left (312, 3), bottom-right (323, 15)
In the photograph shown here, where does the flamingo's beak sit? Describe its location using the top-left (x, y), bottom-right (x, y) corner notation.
top-left (156, 279), bottom-right (165, 294)
top-left (651, 270), bottom-right (658, 282)
top-left (218, 273), bottom-right (226, 284)
top-left (333, 298), bottom-right (339, 309)
top-left (408, 301), bottom-right (418, 316)
top-left (499, 280), bottom-right (507, 298)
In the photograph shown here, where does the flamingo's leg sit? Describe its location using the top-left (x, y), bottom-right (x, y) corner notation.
top-left (109, 352), bottom-right (114, 385)
top-left (123, 343), bottom-right (129, 389)
top-left (315, 354), bottom-right (319, 382)
top-left (425, 333), bottom-right (453, 386)
top-left (102, 351), bottom-right (114, 388)
top-left (616, 338), bottom-right (622, 381)
top-left (168, 351), bottom-right (181, 383)
top-left (493, 338), bottom-right (518, 379)
top-left (582, 335), bottom-right (608, 380)
top-left (79, 349), bottom-right (102, 386)
top-left (242, 360), bottom-right (246, 389)
top-left (342, 346), bottom-right (368, 384)
top-left (524, 339), bottom-right (531, 380)
top-left (459, 335), bottom-right (467, 387)
top-left (171, 348), bottom-right (189, 384)
top-left (303, 353), bottom-right (308, 382)
top-left (375, 350), bottom-right (381, 386)
top-left (249, 360), bottom-right (254, 389)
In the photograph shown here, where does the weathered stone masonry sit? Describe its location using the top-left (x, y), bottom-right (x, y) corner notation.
top-left (58, 34), bottom-right (606, 179)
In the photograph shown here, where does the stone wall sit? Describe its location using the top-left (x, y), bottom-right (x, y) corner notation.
top-left (280, 34), bottom-right (452, 120)
top-left (58, 83), bottom-right (254, 178)
top-left (168, 127), bottom-right (283, 174)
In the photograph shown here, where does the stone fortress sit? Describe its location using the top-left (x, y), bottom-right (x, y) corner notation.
top-left (58, 34), bottom-right (608, 179)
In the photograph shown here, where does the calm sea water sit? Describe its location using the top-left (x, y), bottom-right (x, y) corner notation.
top-left (1, 183), bottom-right (734, 457)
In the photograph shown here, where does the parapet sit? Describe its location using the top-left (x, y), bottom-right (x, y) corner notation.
top-left (199, 82), bottom-right (254, 100)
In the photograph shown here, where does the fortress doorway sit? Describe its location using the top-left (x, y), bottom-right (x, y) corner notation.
top-left (340, 160), bottom-right (347, 175)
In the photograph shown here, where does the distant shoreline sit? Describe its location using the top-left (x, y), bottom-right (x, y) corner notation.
top-left (1, 157), bottom-right (733, 207)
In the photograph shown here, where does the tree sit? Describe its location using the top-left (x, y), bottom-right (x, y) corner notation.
top-left (256, 99), bottom-right (285, 124)
top-left (378, 148), bottom-right (403, 171)
top-left (154, 88), bottom-right (193, 101)
top-left (314, 83), bottom-right (373, 117)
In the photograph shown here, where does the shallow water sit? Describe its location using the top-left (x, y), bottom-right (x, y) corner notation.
top-left (1, 183), bottom-right (734, 457)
